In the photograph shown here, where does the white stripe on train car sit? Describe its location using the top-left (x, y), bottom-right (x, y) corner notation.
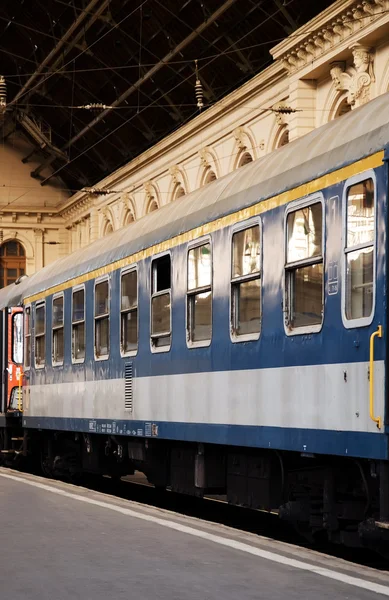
top-left (26, 360), bottom-right (385, 434)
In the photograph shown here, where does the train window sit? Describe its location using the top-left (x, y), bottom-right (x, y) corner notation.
top-left (231, 224), bottom-right (261, 340)
top-left (94, 279), bottom-right (109, 359)
top-left (285, 201), bottom-right (323, 332)
top-left (24, 306), bottom-right (31, 369)
top-left (344, 177), bottom-right (375, 322)
top-left (151, 254), bottom-right (171, 349)
top-left (121, 268), bottom-right (138, 355)
top-left (52, 295), bottom-right (64, 365)
top-left (72, 287), bottom-right (85, 362)
top-left (12, 313), bottom-right (23, 364)
top-left (187, 241), bottom-right (212, 345)
top-left (35, 302), bottom-right (46, 367)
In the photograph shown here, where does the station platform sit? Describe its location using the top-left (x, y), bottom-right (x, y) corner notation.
top-left (1, 468), bottom-right (389, 600)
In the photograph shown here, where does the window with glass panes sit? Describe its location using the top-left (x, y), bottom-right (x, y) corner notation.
top-left (231, 224), bottom-right (261, 338)
top-left (344, 178), bottom-right (375, 321)
top-left (35, 302), bottom-right (46, 367)
top-left (0, 241), bottom-right (26, 288)
top-left (95, 279), bottom-right (109, 358)
top-left (72, 287), bottom-right (85, 361)
top-left (52, 295), bottom-right (64, 364)
top-left (187, 242), bottom-right (212, 344)
top-left (151, 255), bottom-right (171, 348)
top-left (121, 269), bottom-right (138, 354)
top-left (285, 202), bottom-right (323, 330)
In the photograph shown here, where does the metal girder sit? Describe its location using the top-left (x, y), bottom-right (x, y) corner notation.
top-left (8, 0), bottom-right (104, 108)
top-left (38, 0), bottom-right (239, 185)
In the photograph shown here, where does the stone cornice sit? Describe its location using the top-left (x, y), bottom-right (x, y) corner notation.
top-left (271, 0), bottom-right (389, 74)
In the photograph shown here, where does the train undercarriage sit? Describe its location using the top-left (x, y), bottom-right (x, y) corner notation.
top-left (1, 417), bottom-right (388, 556)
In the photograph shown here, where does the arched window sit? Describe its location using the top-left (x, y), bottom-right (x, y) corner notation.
top-left (147, 199), bottom-right (159, 213)
top-left (277, 129), bottom-right (289, 148)
top-left (103, 222), bottom-right (114, 236)
top-left (173, 184), bottom-right (185, 201)
top-left (0, 241), bottom-right (26, 288)
top-left (203, 169), bottom-right (217, 186)
top-left (124, 211), bottom-right (135, 226)
top-left (333, 98), bottom-right (351, 119)
top-left (237, 152), bottom-right (253, 168)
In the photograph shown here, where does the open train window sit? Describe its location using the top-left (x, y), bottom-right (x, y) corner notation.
top-left (285, 198), bottom-right (324, 334)
top-left (52, 294), bottom-right (64, 365)
top-left (94, 278), bottom-right (110, 359)
top-left (72, 286), bottom-right (85, 362)
top-left (151, 254), bottom-right (171, 350)
top-left (24, 306), bottom-right (31, 369)
top-left (187, 240), bottom-right (212, 347)
top-left (231, 222), bottom-right (261, 341)
top-left (342, 173), bottom-right (376, 327)
top-left (35, 302), bottom-right (46, 368)
top-left (121, 268), bottom-right (138, 355)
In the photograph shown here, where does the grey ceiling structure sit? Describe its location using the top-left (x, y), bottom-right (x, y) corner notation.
top-left (0, 0), bottom-right (334, 191)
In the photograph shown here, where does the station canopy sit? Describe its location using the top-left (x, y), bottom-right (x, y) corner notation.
top-left (0, 0), bottom-right (333, 191)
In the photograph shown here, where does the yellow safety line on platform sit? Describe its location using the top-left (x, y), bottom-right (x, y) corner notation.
top-left (25, 150), bottom-right (384, 304)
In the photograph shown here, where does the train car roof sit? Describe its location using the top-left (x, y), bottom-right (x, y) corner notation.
top-left (1, 91), bottom-right (389, 308)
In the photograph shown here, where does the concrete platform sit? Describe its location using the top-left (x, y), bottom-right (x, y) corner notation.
top-left (1, 468), bottom-right (389, 600)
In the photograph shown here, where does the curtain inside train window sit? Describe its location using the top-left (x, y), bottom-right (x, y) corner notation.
top-left (231, 224), bottom-right (261, 339)
top-left (95, 279), bottom-right (110, 358)
top-left (285, 202), bottom-right (323, 331)
top-left (345, 178), bottom-right (375, 321)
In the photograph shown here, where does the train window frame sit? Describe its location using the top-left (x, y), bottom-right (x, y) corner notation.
top-left (341, 170), bottom-right (377, 329)
top-left (52, 293), bottom-right (64, 367)
top-left (284, 194), bottom-right (325, 336)
top-left (230, 219), bottom-right (262, 343)
top-left (186, 236), bottom-right (212, 349)
top-left (12, 312), bottom-right (23, 365)
top-left (34, 301), bottom-right (46, 369)
top-left (94, 276), bottom-right (110, 361)
top-left (24, 305), bottom-right (31, 370)
top-left (150, 251), bottom-right (172, 353)
top-left (120, 266), bottom-right (138, 357)
top-left (72, 284), bottom-right (86, 364)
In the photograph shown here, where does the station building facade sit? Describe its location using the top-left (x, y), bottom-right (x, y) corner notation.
top-left (1, 0), bottom-right (389, 279)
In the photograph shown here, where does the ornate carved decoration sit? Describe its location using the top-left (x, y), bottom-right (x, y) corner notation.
top-left (233, 127), bottom-right (248, 151)
top-left (143, 181), bottom-right (155, 201)
top-left (198, 147), bottom-right (212, 169)
top-left (330, 44), bottom-right (375, 108)
top-left (274, 0), bottom-right (386, 74)
top-left (169, 165), bottom-right (182, 185)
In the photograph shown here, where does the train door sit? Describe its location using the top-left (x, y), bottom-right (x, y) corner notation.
top-left (6, 308), bottom-right (23, 411)
top-left (0, 309), bottom-right (7, 414)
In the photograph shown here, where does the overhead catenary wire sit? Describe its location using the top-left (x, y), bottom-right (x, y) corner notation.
top-left (2, 8), bottom-right (389, 79)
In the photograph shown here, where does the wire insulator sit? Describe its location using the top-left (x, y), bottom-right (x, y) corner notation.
top-left (195, 79), bottom-right (204, 111)
top-left (0, 76), bottom-right (7, 115)
top-left (194, 60), bottom-right (204, 111)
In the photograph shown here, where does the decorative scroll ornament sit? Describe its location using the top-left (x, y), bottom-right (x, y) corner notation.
top-left (143, 181), bottom-right (155, 201)
top-left (330, 44), bottom-right (375, 108)
top-left (169, 165), bottom-right (182, 185)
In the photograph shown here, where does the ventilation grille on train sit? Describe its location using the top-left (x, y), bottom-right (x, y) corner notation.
top-left (124, 362), bottom-right (133, 412)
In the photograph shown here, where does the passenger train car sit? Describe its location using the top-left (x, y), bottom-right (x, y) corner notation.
top-left (1, 91), bottom-right (389, 552)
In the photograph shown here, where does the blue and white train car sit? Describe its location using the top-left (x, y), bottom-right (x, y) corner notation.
top-left (1, 91), bottom-right (389, 550)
